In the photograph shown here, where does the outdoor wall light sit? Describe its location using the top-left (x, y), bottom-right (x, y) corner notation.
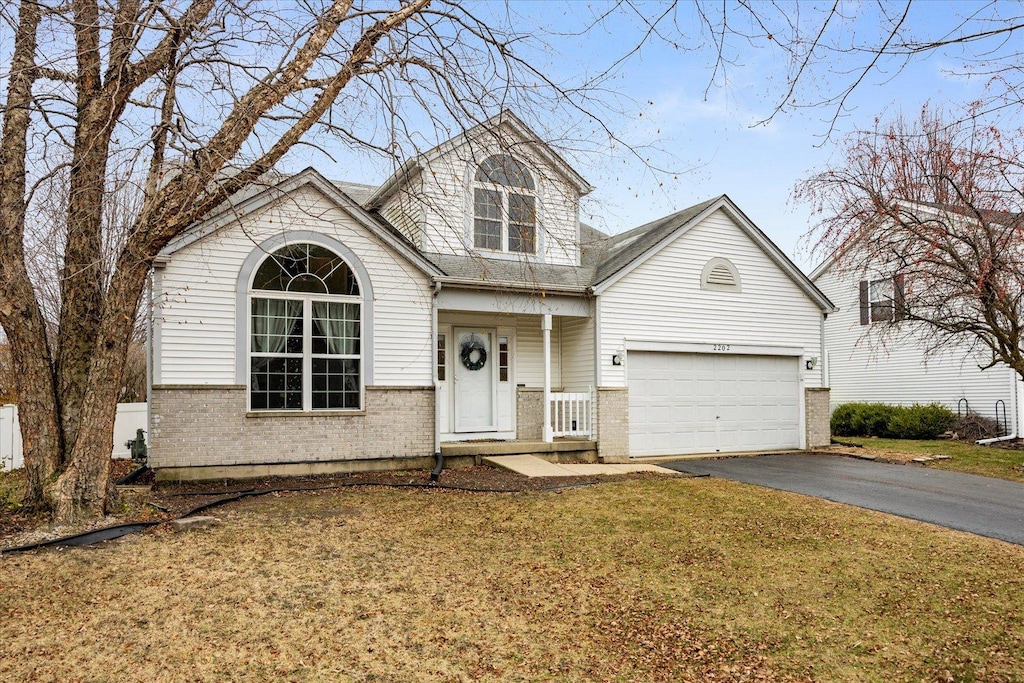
top-left (611, 353), bottom-right (623, 366)
top-left (805, 357), bottom-right (819, 370)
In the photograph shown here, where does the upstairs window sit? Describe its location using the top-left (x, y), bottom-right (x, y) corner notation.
top-left (473, 154), bottom-right (537, 254)
top-left (859, 274), bottom-right (906, 325)
top-left (249, 243), bottom-right (362, 411)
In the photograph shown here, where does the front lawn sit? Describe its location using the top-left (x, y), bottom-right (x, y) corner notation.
top-left (2, 478), bottom-right (1023, 681)
top-left (835, 437), bottom-right (1024, 481)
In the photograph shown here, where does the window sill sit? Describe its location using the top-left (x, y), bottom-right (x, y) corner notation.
top-left (247, 410), bottom-right (366, 418)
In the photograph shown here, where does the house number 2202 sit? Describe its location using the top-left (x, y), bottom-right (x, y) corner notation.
top-left (712, 344), bottom-right (731, 352)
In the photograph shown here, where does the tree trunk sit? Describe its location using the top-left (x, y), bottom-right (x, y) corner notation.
top-left (4, 275), bottom-right (61, 508)
top-left (51, 259), bottom-right (147, 523)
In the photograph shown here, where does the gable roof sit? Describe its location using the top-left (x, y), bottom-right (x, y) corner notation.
top-left (591, 195), bottom-right (835, 312)
top-left (365, 110), bottom-right (594, 209)
top-left (158, 168), bottom-right (443, 277)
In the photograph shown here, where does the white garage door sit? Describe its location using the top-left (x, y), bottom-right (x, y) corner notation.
top-left (628, 352), bottom-right (801, 457)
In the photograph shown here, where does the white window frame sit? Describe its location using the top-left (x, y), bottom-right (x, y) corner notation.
top-left (472, 156), bottom-right (538, 255)
top-left (868, 277), bottom-right (895, 323)
top-left (248, 284), bottom-right (364, 413)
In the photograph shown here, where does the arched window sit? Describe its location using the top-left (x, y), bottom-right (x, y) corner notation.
top-left (249, 243), bottom-right (362, 411)
top-left (472, 154), bottom-right (537, 254)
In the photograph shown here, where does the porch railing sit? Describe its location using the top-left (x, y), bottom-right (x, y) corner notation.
top-left (550, 388), bottom-right (594, 438)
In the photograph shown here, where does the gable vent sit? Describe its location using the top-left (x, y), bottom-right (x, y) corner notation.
top-left (701, 257), bottom-right (741, 292)
top-left (706, 264), bottom-right (736, 286)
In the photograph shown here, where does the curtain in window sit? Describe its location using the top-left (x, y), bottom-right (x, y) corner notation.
top-left (251, 298), bottom-right (301, 353)
top-left (312, 301), bottom-right (359, 355)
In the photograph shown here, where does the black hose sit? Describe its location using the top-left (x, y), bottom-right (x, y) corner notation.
top-left (116, 465), bottom-right (151, 485)
top-left (1, 479), bottom-right (603, 555)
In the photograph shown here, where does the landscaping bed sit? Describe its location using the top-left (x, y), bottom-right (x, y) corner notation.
top-left (0, 462), bottom-right (651, 550)
top-left (829, 437), bottom-right (1024, 481)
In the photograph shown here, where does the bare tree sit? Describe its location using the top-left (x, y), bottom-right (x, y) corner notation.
top-left (602, 1), bottom-right (1024, 133)
top-left (798, 107), bottom-right (1024, 378)
top-left (0, 0), bottom-right (624, 522)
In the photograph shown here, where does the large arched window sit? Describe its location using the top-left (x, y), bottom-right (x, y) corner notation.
top-left (249, 243), bottom-right (362, 411)
top-left (473, 154), bottom-right (537, 254)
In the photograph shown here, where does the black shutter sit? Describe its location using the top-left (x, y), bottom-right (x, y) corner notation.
top-left (859, 280), bottom-right (869, 325)
top-left (894, 273), bottom-right (906, 321)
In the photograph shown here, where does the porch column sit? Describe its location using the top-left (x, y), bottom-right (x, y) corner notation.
top-left (542, 313), bottom-right (553, 442)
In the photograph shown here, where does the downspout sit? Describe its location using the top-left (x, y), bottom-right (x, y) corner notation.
top-left (976, 368), bottom-right (1019, 444)
top-left (145, 267), bottom-right (155, 465)
top-left (431, 279), bottom-right (443, 480)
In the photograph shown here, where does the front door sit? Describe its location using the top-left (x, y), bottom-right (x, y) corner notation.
top-left (454, 328), bottom-right (496, 432)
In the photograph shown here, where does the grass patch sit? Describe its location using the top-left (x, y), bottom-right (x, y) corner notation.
top-left (838, 437), bottom-right (1024, 481)
top-left (2, 478), bottom-right (1023, 681)
top-left (0, 467), bottom-right (24, 512)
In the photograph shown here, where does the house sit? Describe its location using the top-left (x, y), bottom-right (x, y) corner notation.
top-left (811, 255), bottom-right (1024, 437)
top-left (148, 112), bottom-right (834, 480)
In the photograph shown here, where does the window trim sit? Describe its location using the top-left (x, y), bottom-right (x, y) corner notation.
top-left (235, 232), bottom-right (374, 394)
top-left (470, 154), bottom-right (539, 256)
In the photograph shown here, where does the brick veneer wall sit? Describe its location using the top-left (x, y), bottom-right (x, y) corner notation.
top-left (150, 385), bottom-right (434, 470)
top-left (596, 387), bottom-right (629, 463)
top-left (805, 387), bottom-right (831, 449)
top-left (516, 388), bottom-right (544, 440)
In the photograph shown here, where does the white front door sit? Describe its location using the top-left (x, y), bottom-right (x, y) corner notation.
top-left (454, 328), bottom-right (496, 432)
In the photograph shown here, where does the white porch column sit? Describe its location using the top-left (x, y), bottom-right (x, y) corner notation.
top-left (542, 313), bottom-right (553, 442)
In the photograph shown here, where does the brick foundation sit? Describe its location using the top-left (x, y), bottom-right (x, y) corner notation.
top-left (805, 387), bottom-right (831, 449)
top-left (596, 387), bottom-right (629, 463)
top-left (150, 385), bottom-right (434, 471)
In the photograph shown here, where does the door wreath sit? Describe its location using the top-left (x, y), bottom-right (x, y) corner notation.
top-left (460, 335), bottom-right (488, 371)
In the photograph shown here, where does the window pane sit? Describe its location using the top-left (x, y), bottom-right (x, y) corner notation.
top-left (508, 194), bottom-right (536, 253)
top-left (253, 243), bottom-right (358, 295)
top-left (498, 336), bottom-right (509, 382)
top-left (312, 358), bottom-right (360, 409)
top-left (475, 155), bottom-right (535, 190)
top-left (250, 357), bottom-right (303, 410)
top-left (251, 298), bottom-right (302, 353)
top-left (312, 301), bottom-right (360, 355)
top-left (474, 188), bottom-right (502, 250)
top-left (437, 334), bottom-right (446, 381)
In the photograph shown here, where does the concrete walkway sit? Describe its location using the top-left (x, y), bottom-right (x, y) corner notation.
top-left (483, 454), bottom-right (677, 478)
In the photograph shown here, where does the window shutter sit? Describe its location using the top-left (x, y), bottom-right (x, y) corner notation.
top-left (859, 280), bottom-right (869, 325)
top-left (894, 273), bottom-right (906, 321)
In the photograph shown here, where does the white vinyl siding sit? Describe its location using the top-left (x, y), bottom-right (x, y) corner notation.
top-left (559, 316), bottom-right (595, 391)
top-left (598, 209), bottom-right (823, 388)
top-left (816, 264), bottom-right (1017, 423)
top-left (379, 139), bottom-right (581, 266)
top-left (156, 185), bottom-right (434, 386)
top-left (629, 352), bottom-right (801, 456)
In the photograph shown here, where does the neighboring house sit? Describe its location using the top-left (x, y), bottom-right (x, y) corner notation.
top-left (811, 256), bottom-right (1023, 436)
top-left (149, 111), bottom-right (834, 480)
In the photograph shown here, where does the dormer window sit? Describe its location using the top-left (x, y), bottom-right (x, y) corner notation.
top-left (473, 154), bottom-right (537, 254)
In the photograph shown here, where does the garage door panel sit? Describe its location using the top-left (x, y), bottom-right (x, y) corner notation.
top-left (628, 352), bottom-right (801, 457)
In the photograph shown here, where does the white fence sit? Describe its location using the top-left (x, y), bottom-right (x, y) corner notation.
top-left (1, 402), bottom-right (147, 472)
top-left (550, 390), bottom-right (594, 438)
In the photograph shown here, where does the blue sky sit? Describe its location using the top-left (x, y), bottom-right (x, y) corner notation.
top-left (287, 1), bottom-right (1021, 271)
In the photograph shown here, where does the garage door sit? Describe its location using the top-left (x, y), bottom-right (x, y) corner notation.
top-left (628, 352), bottom-right (801, 457)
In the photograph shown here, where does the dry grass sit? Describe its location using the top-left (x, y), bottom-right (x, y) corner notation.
top-left (2, 478), bottom-right (1023, 682)
top-left (832, 437), bottom-right (1024, 481)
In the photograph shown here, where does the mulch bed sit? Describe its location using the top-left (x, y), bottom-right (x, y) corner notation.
top-left (1, 462), bottom-right (660, 550)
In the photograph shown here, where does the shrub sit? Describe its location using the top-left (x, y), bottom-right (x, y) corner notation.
top-left (830, 402), bottom-right (956, 440)
top-left (888, 403), bottom-right (957, 440)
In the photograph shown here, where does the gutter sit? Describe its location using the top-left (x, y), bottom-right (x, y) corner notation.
top-left (433, 276), bottom-right (589, 297)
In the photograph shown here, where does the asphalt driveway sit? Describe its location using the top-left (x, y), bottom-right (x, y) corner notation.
top-left (664, 453), bottom-right (1024, 546)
